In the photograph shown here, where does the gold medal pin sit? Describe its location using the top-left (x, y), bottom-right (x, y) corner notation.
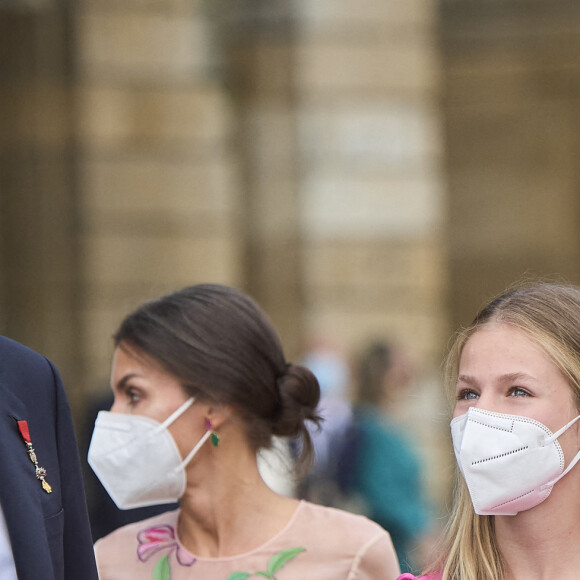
top-left (17, 420), bottom-right (52, 493)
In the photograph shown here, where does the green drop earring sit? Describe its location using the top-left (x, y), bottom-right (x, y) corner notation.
top-left (205, 418), bottom-right (220, 447)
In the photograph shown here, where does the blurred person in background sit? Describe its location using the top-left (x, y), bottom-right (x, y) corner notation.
top-left (298, 341), bottom-right (360, 509)
top-left (0, 335), bottom-right (98, 580)
top-left (88, 284), bottom-right (400, 579)
top-left (350, 340), bottom-right (433, 574)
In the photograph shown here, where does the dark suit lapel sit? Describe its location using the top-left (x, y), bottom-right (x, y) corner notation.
top-left (0, 384), bottom-right (55, 580)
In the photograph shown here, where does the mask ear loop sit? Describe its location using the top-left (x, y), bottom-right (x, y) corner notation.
top-left (152, 397), bottom-right (195, 435)
top-left (545, 414), bottom-right (580, 444)
top-left (545, 414), bottom-right (580, 486)
top-left (174, 429), bottom-right (212, 473)
top-left (153, 397), bottom-right (215, 472)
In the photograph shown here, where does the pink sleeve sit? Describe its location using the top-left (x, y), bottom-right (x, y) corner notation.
top-left (346, 531), bottom-right (401, 579)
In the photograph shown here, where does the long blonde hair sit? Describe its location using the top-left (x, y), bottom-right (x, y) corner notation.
top-left (429, 281), bottom-right (580, 580)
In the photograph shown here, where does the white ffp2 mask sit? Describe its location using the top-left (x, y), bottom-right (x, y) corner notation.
top-left (451, 407), bottom-right (580, 516)
top-left (88, 398), bottom-right (211, 510)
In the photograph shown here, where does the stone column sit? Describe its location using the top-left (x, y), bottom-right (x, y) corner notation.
top-left (0, 2), bottom-right (84, 415)
top-left (295, 0), bottom-right (450, 506)
top-left (441, 0), bottom-right (580, 329)
top-left (214, 0), bottom-right (305, 359)
top-left (74, 0), bottom-right (242, 390)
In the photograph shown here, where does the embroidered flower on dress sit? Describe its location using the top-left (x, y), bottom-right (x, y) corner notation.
top-left (137, 524), bottom-right (306, 580)
top-left (137, 524), bottom-right (196, 567)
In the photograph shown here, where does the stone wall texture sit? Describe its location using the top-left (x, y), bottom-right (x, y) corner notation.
top-left (3, 0), bottom-right (580, 516)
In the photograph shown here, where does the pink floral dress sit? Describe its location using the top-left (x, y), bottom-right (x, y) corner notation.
top-left (95, 500), bottom-right (401, 580)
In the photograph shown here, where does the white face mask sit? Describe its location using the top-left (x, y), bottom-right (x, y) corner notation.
top-left (88, 398), bottom-right (211, 510)
top-left (451, 407), bottom-right (580, 516)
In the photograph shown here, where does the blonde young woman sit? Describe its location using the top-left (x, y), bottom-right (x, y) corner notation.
top-left (399, 282), bottom-right (580, 580)
top-left (88, 284), bottom-right (400, 580)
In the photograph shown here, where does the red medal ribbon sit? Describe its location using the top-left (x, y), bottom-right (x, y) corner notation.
top-left (17, 420), bottom-right (31, 443)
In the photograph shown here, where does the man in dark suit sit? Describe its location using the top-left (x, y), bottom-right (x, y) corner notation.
top-left (0, 335), bottom-right (98, 580)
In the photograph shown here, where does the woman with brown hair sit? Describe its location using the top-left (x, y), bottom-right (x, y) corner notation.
top-left (88, 283), bottom-right (400, 580)
top-left (400, 281), bottom-right (580, 580)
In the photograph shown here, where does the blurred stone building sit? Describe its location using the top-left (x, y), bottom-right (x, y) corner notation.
top-left (2, 0), bottom-right (580, 510)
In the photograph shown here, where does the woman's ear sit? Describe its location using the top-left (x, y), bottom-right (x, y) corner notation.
top-left (204, 404), bottom-right (233, 431)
